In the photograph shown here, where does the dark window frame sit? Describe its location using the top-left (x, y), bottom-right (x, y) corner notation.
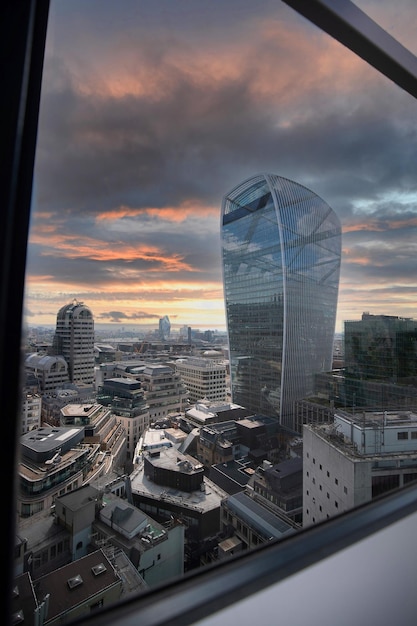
top-left (2, 2), bottom-right (417, 626)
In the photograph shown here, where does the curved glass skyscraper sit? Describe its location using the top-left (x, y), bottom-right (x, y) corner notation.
top-left (221, 174), bottom-right (341, 430)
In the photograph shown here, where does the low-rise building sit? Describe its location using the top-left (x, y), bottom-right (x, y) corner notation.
top-left (303, 409), bottom-right (417, 526)
top-left (25, 353), bottom-right (70, 393)
top-left (96, 378), bottom-right (150, 461)
top-left (21, 391), bottom-right (42, 434)
top-left (220, 490), bottom-right (296, 552)
top-left (13, 550), bottom-right (123, 626)
top-left (130, 444), bottom-right (227, 545)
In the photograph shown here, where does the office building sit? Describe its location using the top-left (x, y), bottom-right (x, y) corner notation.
top-left (130, 439), bottom-right (227, 544)
top-left (175, 356), bottom-right (227, 404)
top-left (13, 550), bottom-right (123, 626)
top-left (138, 364), bottom-right (189, 421)
top-left (25, 353), bottom-right (70, 393)
top-left (51, 300), bottom-right (95, 387)
top-left (220, 490), bottom-right (296, 552)
top-left (20, 391), bottom-right (42, 434)
top-left (97, 378), bottom-right (150, 461)
top-left (303, 410), bottom-right (417, 527)
top-left (221, 174), bottom-right (341, 430)
top-left (159, 315), bottom-right (171, 341)
top-left (345, 313), bottom-right (417, 381)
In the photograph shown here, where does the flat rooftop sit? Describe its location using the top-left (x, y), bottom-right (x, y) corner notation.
top-left (130, 459), bottom-right (227, 514)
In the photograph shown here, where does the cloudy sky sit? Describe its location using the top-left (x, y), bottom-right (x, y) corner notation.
top-left (25, 0), bottom-right (417, 334)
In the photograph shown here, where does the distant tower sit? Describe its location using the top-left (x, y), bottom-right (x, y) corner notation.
top-left (51, 299), bottom-right (95, 386)
top-left (159, 315), bottom-right (171, 341)
top-left (221, 173), bottom-right (341, 430)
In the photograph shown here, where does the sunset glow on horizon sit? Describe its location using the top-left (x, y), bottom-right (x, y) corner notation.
top-left (24, 0), bottom-right (417, 335)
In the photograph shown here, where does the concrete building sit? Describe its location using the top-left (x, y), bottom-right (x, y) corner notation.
top-left (16, 480), bottom-right (183, 595)
top-left (21, 391), bottom-right (42, 434)
top-left (303, 410), bottom-right (417, 527)
top-left (59, 402), bottom-right (127, 469)
top-left (246, 458), bottom-right (303, 525)
top-left (138, 364), bottom-right (189, 421)
top-left (130, 443), bottom-right (227, 545)
top-left (184, 401), bottom-right (253, 430)
top-left (18, 426), bottom-right (90, 519)
top-left (220, 490), bottom-right (296, 552)
top-left (25, 354), bottom-right (70, 393)
top-left (96, 377), bottom-right (150, 462)
top-left (96, 362), bottom-right (189, 422)
top-left (196, 423), bottom-right (236, 468)
top-left (175, 357), bottom-right (227, 404)
top-left (13, 550), bottom-right (123, 626)
top-left (92, 492), bottom-right (184, 587)
top-left (17, 414), bottom-right (127, 519)
top-left (50, 300), bottom-right (95, 387)
top-left (94, 343), bottom-right (117, 364)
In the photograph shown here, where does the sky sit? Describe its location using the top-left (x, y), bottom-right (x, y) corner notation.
top-left (24, 0), bottom-right (417, 334)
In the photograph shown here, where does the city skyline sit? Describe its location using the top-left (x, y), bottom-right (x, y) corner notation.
top-left (24, 0), bottom-right (417, 334)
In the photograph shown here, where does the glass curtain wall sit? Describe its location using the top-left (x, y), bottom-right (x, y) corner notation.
top-left (221, 174), bottom-right (341, 429)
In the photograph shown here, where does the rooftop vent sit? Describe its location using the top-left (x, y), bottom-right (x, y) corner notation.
top-left (91, 563), bottom-right (107, 576)
top-left (67, 574), bottom-right (83, 589)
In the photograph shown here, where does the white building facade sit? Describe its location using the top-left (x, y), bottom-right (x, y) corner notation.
top-left (175, 357), bottom-right (227, 404)
top-left (303, 410), bottom-right (417, 527)
top-left (51, 299), bottom-right (95, 386)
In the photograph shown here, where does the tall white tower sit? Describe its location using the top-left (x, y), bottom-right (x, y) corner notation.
top-left (51, 299), bottom-right (95, 386)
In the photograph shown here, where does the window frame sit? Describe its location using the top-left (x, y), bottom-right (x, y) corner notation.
top-left (2, 1), bottom-right (417, 625)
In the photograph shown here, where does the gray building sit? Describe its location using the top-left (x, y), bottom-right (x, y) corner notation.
top-left (50, 300), bottom-right (95, 387)
top-left (175, 357), bottom-right (227, 404)
top-left (303, 410), bottom-right (417, 527)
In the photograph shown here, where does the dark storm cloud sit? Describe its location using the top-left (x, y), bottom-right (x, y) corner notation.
top-left (26, 0), bottom-right (417, 328)
top-left (35, 47), bottom-right (417, 227)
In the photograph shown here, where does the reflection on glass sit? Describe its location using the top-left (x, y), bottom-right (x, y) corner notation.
top-left (221, 174), bottom-right (341, 430)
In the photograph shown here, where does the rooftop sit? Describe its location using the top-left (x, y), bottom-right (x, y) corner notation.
top-left (130, 459), bottom-right (226, 514)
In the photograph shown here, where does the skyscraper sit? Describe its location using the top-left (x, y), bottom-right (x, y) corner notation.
top-left (221, 173), bottom-right (341, 430)
top-left (159, 315), bottom-right (171, 341)
top-left (51, 299), bottom-right (95, 387)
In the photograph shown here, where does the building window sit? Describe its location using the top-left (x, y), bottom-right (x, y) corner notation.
top-left (398, 432), bottom-right (409, 440)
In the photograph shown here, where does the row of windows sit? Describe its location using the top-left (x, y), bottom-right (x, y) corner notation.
top-left (306, 487), bottom-right (344, 504)
top-left (398, 431), bottom-right (417, 440)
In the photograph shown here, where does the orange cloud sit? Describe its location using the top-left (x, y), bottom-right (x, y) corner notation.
top-left (343, 216), bottom-right (417, 233)
top-left (70, 14), bottom-right (370, 113)
top-left (96, 202), bottom-right (218, 223)
top-left (29, 231), bottom-right (196, 272)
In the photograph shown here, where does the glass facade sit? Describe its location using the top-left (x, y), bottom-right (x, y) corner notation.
top-left (221, 174), bottom-right (341, 430)
top-left (344, 313), bottom-right (417, 382)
